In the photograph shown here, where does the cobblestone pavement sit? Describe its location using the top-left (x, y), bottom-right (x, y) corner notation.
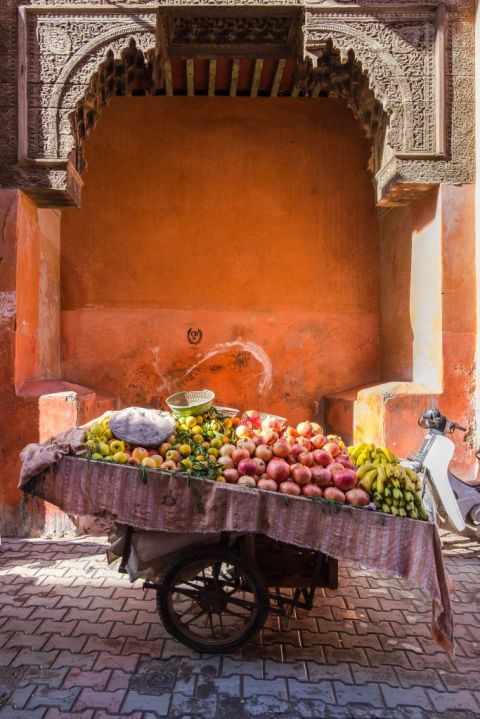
top-left (0, 534), bottom-right (478, 719)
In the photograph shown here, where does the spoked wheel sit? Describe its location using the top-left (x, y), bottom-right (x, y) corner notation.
top-left (156, 545), bottom-right (269, 653)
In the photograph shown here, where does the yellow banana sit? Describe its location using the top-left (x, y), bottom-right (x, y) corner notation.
top-left (378, 446), bottom-right (397, 464)
top-left (376, 470), bottom-right (385, 495)
top-left (357, 462), bottom-right (377, 479)
top-left (359, 468), bottom-right (378, 493)
top-left (405, 467), bottom-right (420, 484)
top-left (376, 464), bottom-right (386, 484)
top-left (349, 443), bottom-right (367, 460)
top-left (406, 478), bottom-right (416, 492)
top-left (356, 451), bottom-right (369, 466)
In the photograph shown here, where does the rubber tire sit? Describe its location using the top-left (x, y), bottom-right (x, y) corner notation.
top-left (156, 544), bottom-right (269, 654)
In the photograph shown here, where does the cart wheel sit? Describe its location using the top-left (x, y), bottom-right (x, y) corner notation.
top-left (156, 545), bottom-right (269, 654)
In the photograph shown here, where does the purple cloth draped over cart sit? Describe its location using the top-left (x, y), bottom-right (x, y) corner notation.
top-left (20, 450), bottom-right (454, 653)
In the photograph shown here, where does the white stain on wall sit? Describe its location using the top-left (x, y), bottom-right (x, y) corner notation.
top-left (183, 340), bottom-right (273, 394)
top-left (150, 346), bottom-right (172, 394)
top-left (149, 339), bottom-right (273, 396)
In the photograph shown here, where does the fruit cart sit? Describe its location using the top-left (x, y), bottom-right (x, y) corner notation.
top-left (18, 392), bottom-right (454, 654)
top-left (19, 451), bottom-right (454, 654)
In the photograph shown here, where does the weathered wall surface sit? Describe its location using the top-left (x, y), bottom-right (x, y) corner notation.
top-left (0, 191), bottom-right (43, 535)
top-left (61, 97), bottom-right (381, 423)
top-left (0, 189), bottom-right (113, 535)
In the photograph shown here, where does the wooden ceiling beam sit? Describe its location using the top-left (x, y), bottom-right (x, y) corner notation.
top-left (250, 59), bottom-right (264, 97)
top-left (186, 59), bottom-right (194, 96)
top-left (270, 58), bottom-right (286, 97)
top-left (230, 59), bottom-right (240, 97)
top-left (164, 60), bottom-right (173, 95)
top-left (208, 59), bottom-right (217, 96)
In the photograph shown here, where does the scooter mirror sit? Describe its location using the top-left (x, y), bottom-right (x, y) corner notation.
top-left (418, 408), bottom-right (447, 431)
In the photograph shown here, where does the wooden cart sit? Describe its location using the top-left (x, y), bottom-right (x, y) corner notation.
top-left (119, 525), bottom-right (338, 654)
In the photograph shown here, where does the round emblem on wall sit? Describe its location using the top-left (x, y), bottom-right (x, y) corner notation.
top-left (187, 328), bottom-right (203, 345)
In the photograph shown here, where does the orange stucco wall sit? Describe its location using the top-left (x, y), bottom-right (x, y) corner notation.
top-left (61, 97), bottom-right (381, 422)
top-left (0, 192), bottom-right (112, 536)
top-left (439, 184), bottom-right (477, 476)
top-left (378, 185), bottom-right (477, 479)
top-left (15, 193), bottom-right (41, 388)
top-left (0, 191), bottom-right (42, 534)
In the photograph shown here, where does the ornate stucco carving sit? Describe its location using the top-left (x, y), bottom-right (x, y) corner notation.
top-left (170, 15), bottom-right (293, 44)
top-left (26, 13), bottom-right (156, 161)
top-left (2, 1), bottom-right (474, 207)
top-left (296, 42), bottom-right (388, 164)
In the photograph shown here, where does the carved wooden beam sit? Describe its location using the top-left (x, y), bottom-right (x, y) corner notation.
top-left (208, 59), bottom-right (217, 97)
top-left (251, 59), bottom-right (263, 97)
top-left (158, 5), bottom-right (304, 60)
top-left (270, 58), bottom-right (286, 98)
top-left (230, 59), bottom-right (240, 97)
top-left (186, 59), bottom-right (194, 96)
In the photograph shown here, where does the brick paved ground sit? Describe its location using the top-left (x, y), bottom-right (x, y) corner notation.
top-left (0, 533), bottom-right (478, 719)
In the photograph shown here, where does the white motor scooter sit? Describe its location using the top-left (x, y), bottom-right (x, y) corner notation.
top-left (401, 408), bottom-right (480, 540)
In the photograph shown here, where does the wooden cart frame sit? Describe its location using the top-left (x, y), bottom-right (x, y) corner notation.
top-left (118, 526), bottom-right (338, 654)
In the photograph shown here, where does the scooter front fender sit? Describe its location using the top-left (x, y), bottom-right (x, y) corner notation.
top-left (422, 435), bottom-right (466, 532)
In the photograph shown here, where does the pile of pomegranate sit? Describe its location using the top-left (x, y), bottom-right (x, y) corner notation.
top-left (220, 411), bottom-right (370, 506)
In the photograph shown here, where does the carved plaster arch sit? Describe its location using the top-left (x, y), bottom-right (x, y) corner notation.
top-left (293, 40), bottom-right (388, 175)
top-left (306, 22), bottom-right (415, 153)
top-left (66, 39), bottom-right (392, 188)
top-left (49, 22), bottom-right (156, 158)
top-left (17, 4), bottom-right (456, 206)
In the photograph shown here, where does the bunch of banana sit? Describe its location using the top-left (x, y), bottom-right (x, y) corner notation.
top-left (348, 442), bottom-right (398, 467)
top-left (357, 462), bottom-right (429, 521)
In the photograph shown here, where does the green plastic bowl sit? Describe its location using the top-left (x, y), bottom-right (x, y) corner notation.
top-left (166, 389), bottom-right (215, 417)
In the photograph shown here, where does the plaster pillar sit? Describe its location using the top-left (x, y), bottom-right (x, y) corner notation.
top-left (38, 209), bottom-right (61, 380)
top-left (0, 190), bottom-right (41, 535)
top-left (15, 197), bottom-right (61, 390)
top-left (0, 191), bottom-right (114, 536)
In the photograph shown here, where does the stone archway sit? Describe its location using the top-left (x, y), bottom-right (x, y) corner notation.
top-left (67, 37), bottom-right (390, 187)
top-left (15, 2), bottom-right (461, 207)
